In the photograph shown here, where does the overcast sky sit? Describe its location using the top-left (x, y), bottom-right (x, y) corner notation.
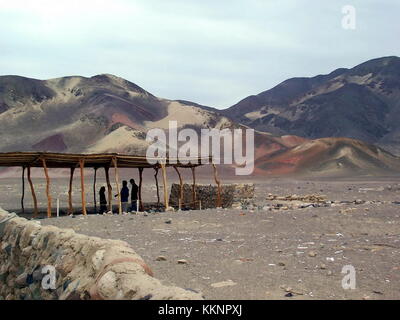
top-left (0, 0), bottom-right (399, 108)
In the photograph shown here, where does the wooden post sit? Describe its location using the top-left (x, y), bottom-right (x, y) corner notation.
top-left (79, 159), bottom-right (87, 215)
top-left (154, 167), bottom-right (160, 208)
top-left (42, 158), bottom-right (52, 218)
top-left (212, 164), bottom-right (222, 208)
top-left (27, 166), bottom-right (38, 217)
top-left (138, 168), bottom-right (144, 211)
top-left (113, 157), bottom-right (122, 215)
top-left (173, 166), bottom-right (184, 210)
top-left (68, 167), bottom-right (75, 215)
top-left (104, 167), bottom-right (112, 213)
top-left (191, 166), bottom-right (197, 210)
top-left (21, 166), bottom-right (25, 214)
top-left (93, 168), bottom-right (98, 214)
top-left (160, 163), bottom-right (169, 210)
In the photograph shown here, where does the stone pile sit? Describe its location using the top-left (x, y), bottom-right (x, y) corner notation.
top-left (0, 208), bottom-right (202, 300)
top-left (169, 183), bottom-right (255, 209)
top-left (264, 193), bottom-right (330, 211)
top-left (266, 194), bottom-right (327, 203)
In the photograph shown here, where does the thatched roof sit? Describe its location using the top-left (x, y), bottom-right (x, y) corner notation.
top-left (0, 152), bottom-right (210, 168)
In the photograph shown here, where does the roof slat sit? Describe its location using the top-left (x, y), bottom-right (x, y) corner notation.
top-left (0, 152), bottom-right (210, 168)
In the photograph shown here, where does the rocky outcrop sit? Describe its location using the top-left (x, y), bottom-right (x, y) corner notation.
top-left (0, 208), bottom-right (202, 300)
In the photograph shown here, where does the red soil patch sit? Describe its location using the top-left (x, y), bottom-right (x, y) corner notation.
top-left (111, 112), bottom-right (141, 130)
top-left (278, 135), bottom-right (309, 148)
top-left (32, 134), bottom-right (67, 152)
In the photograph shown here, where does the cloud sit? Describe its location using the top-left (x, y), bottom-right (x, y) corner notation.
top-left (0, 0), bottom-right (399, 108)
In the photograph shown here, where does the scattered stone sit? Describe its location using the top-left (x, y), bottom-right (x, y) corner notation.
top-left (284, 287), bottom-right (304, 295)
top-left (165, 219), bottom-right (172, 224)
top-left (156, 256), bottom-right (167, 262)
top-left (266, 194), bottom-right (326, 203)
top-left (177, 259), bottom-right (188, 265)
top-left (211, 280), bottom-right (237, 288)
top-left (340, 208), bottom-right (356, 214)
top-left (354, 199), bottom-right (365, 205)
top-left (15, 273), bottom-right (28, 288)
top-left (308, 251), bottom-right (317, 257)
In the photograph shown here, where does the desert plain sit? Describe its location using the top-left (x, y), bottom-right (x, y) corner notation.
top-left (0, 175), bottom-right (399, 300)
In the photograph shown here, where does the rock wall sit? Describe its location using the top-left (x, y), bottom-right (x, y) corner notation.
top-left (169, 183), bottom-right (255, 209)
top-left (0, 208), bottom-right (202, 300)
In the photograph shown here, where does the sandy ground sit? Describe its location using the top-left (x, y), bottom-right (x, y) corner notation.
top-left (1, 177), bottom-right (400, 300)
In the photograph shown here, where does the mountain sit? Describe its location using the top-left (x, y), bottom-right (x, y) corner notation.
top-left (223, 56), bottom-right (400, 154)
top-left (0, 72), bottom-right (399, 176)
top-left (255, 137), bottom-right (400, 176)
top-left (0, 74), bottom-right (234, 155)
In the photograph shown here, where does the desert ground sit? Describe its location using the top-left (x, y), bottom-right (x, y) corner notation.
top-left (1, 175), bottom-right (400, 300)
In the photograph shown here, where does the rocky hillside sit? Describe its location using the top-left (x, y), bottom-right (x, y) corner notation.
top-left (254, 137), bottom-right (400, 176)
top-left (0, 74), bottom-right (233, 154)
top-left (223, 56), bottom-right (400, 154)
top-left (0, 72), bottom-right (399, 176)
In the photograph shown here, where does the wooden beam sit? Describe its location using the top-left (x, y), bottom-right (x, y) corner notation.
top-left (41, 158), bottom-right (52, 218)
top-left (27, 166), bottom-right (38, 217)
top-left (173, 166), bottom-right (184, 210)
top-left (79, 159), bottom-right (87, 215)
top-left (154, 167), bottom-right (160, 208)
top-left (212, 164), bottom-right (222, 208)
top-left (68, 167), bottom-right (75, 215)
top-left (21, 166), bottom-right (25, 214)
top-left (93, 168), bottom-right (98, 214)
top-left (113, 157), bottom-right (122, 215)
top-left (138, 167), bottom-right (144, 211)
top-left (104, 166), bottom-right (112, 213)
top-left (160, 163), bottom-right (169, 210)
top-left (191, 167), bottom-right (197, 210)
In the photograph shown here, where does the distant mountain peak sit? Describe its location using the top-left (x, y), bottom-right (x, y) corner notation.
top-left (223, 56), bottom-right (400, 155)
top-left (88, 73), bottom-right (151, 96)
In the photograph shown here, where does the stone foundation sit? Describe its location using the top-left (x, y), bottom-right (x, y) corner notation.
top-left (169, 183), bottom-right (255, 209)
top-left (0, 208), bottom-right (202, 300)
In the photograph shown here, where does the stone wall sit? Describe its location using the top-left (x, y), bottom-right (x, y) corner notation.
top-left (0, 208), bottom-right (202, 300)
top-left (169, 183), bottom-right (255, 209)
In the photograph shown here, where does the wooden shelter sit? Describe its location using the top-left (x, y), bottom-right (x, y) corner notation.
top-left (0, 152), bottom-right (222, 218)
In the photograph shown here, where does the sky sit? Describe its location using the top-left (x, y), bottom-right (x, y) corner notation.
top-left (0, 0), bottom-right (399, 109)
